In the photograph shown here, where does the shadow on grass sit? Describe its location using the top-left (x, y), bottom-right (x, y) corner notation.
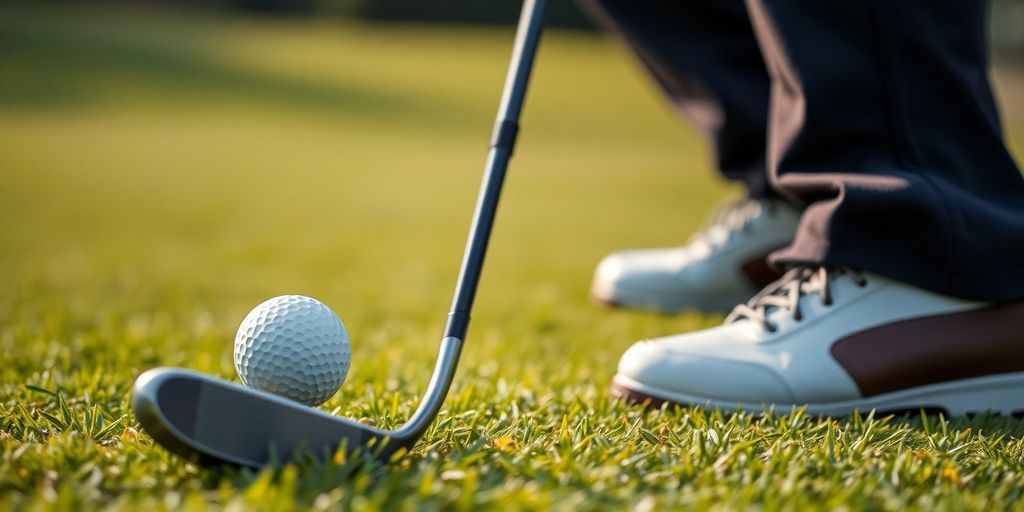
top-left (885, 410), bottom-right (1024, 439)
top-left (0, 8), bottom-right (435, 118)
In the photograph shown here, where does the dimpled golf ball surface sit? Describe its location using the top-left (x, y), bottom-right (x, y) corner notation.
top-left (234, 295), bottom-right (350, 406)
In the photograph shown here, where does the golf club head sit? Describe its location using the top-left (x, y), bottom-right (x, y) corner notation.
top-left (131, 368), bottom-right (398, 467)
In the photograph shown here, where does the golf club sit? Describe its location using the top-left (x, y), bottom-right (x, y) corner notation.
top-left (130, 0), bottom-right (548, 468)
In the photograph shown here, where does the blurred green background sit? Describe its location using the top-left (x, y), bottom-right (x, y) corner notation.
top-left (3, 1), bottom-right (1024, 508)
top-left (0, 0), bottom-right (723, 361)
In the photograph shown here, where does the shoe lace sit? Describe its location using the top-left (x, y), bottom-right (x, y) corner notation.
top-left (725, 266), bottom-right (868, 333)
top-left (689, 199), bottom-right (774, 249)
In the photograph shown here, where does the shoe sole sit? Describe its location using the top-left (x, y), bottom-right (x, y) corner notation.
top-left (590, 288), bottom-right (745, 315)
top-left (611, 373), bottom-right (1024, 417)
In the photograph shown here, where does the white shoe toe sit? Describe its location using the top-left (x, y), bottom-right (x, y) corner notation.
top-left (590, 199), bottom-right (801, 313)
top-left (616, 334), bottom-right (798, 405)
top-left (593, 250), bottom-right (685, 304)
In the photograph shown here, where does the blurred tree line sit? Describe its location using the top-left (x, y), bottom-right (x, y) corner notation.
top-left (220, 0), bottom-right (593, 28)
top-left (174, 0), bottom-right (1024, 55)
top-left (206, 0), bottom-right (1024, 53)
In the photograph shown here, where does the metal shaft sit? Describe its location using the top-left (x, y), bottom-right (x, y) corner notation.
top-left (444, 0), bottom-right (547, 341)
top-left (396, 0), bottom-right (546, 443)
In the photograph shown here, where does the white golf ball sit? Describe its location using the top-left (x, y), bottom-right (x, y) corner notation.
top-left (234, 295), bottom-right (350, 406)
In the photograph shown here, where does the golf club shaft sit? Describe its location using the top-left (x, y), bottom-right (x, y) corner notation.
top-left (395, 0), bottom-right (546, 441)
top-left (444, 0), bottom-right (547, 341)
top-left (394, 0), bottom-right (546, 443)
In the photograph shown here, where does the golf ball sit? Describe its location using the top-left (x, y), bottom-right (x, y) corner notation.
top-left (234, 295), bottom-right (350, 406)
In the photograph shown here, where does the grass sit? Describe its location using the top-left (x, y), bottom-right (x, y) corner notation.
top-left (2, 3), bottom-right (1024, 510)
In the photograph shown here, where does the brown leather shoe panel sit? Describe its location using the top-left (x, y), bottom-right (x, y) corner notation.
top-left (610, 382), bottom-right (673, 409)
top-left (831, 303), bottom-right (1024, 397)
top-left (740, 249), bottom-right (786, 289)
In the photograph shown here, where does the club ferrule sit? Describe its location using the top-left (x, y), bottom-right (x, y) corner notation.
top-left (443, 310), bottom-right (471, 340)
top-left (489, 119), bottom-right (520, 152)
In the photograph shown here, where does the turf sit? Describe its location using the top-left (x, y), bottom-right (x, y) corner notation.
top-left (3, 3), bottom-right (1024, 510)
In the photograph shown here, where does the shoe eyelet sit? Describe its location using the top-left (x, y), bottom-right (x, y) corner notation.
top-left (765, 322), bottom-right (778, 333)
top-left (822, 299), bottom-right (833, 307)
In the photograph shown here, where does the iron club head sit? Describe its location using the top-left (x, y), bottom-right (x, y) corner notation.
top-left (131, 336), bottom-right (463, 467)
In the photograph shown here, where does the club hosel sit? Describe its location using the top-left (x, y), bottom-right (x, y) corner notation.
top-left (489, 119), bottom-right (520, 153)
top-left (443, 310), bottom-right (471, 340)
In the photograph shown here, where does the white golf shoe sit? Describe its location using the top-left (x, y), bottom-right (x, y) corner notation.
top-left (611, 266), bottom-right (1024, 416)
top-left (591, 198), bottom-right (801, 313)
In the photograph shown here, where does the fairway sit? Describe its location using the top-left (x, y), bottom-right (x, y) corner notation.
top-left (3, 4), bottom-right (1024, 510)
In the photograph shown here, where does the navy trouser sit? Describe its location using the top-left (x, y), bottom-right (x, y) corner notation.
top-left (579, 0), bottom-right (1024, 301)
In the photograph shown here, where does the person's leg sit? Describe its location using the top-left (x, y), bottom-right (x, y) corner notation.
top-left (578, 0), bottom-right (772, 195)
top-left (747, 0), bottom-right (1024, 300)
top-left (582, 0), bottom-right (800, 312)
top-left (612, 0), bottom-right (1024, 415)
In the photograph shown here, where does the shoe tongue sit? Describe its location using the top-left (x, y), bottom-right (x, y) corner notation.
top-left (725, 266), bottom-right (825, 327)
